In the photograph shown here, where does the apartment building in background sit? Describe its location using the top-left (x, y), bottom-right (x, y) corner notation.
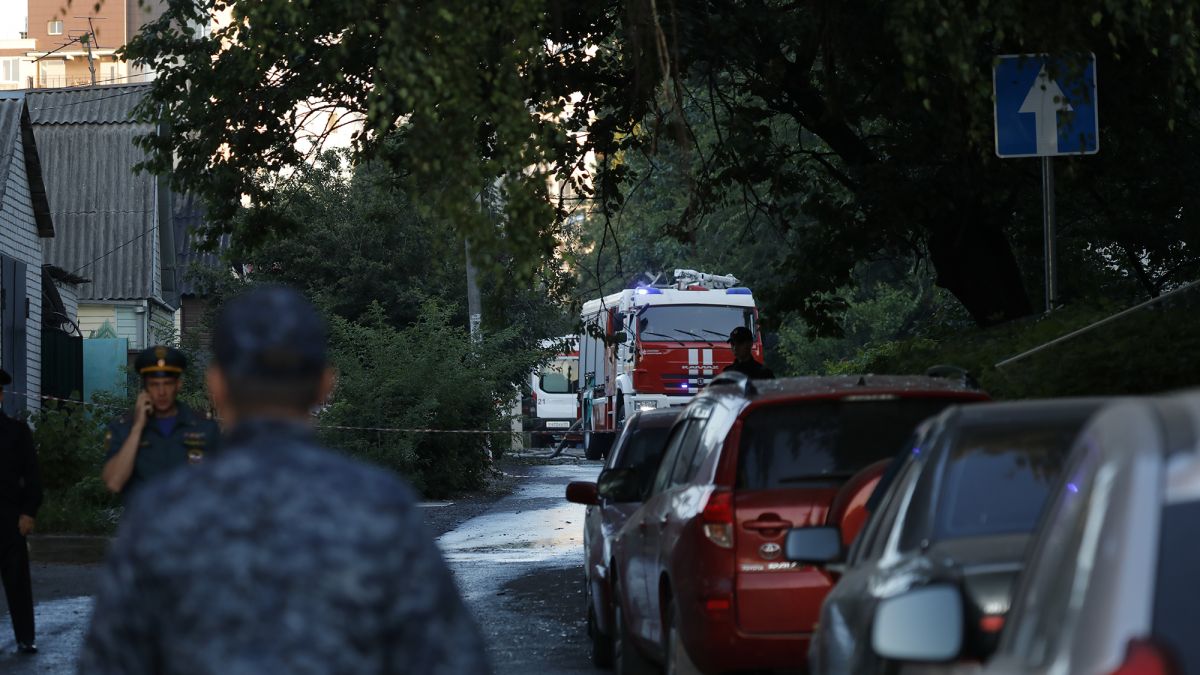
top-left (0, 0), bottom-right (171, 90)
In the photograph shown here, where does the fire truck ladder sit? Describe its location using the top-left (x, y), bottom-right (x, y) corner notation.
top-left (673, 269), bottom-right (741, 290)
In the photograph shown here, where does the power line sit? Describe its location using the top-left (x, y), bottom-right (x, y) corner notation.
top-left (70, 223), bottom-right (158, 276)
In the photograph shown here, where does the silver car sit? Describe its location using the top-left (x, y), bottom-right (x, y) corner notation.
top-left (870, 393), bottom-right (1200, 674)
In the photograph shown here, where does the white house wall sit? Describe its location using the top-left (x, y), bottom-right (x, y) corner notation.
top-left (0, 132), bottom-right (43, 410)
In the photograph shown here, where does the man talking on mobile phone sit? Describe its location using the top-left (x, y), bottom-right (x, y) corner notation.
top-left (101, 346), bottom-right (221, 498)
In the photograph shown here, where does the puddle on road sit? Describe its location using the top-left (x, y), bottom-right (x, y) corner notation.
top-left (0, 596), bottom-right (92, 674)
top-left (438, 464), bottom-right (598, 565)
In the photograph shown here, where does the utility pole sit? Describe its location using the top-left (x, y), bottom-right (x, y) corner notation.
top-left (83, 18), bottom-right (98, 85)
top-left (465, 239), bottom-right (482, 341)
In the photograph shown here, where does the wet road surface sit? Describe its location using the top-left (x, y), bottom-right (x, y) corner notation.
top-left (0, 458), bottom-right (602, 674)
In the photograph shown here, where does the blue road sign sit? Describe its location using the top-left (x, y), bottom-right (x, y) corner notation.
top-left (994, 54), bottom-right (1098, 158)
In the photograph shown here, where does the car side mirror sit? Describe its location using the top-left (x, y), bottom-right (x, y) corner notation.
top-left (565, 481), bottom-right (600, 506)
top-left (785, 526), bottom-right (843, 564)
top-left (872, 584), bottom-right (964, 662)
top-left (597, 468), bottom-right (642, 503)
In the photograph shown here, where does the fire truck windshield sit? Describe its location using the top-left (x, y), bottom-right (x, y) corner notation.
top-left (636, 305), bottom-right (755, 344)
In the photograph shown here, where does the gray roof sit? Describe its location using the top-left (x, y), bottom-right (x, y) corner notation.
top-left (26, 85), bottom-right (172, 305)
top-left (25, 83), bottom-right (149, 125)
top-left (0, 92), bottom-right (53, 238)
top-left (173, 192), bottom-right (229, 297)
top-left (0, 94), bottom-right (24, 209)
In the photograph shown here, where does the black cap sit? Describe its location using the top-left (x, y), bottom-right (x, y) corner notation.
top-left (135, 346), bottom-right (187, 379)
top-left (728, 326), bottom-right (753, 344)
top-left (213, 286), bottom-right (327, 379)
top-left (0, 368), bottom-right (10, 386)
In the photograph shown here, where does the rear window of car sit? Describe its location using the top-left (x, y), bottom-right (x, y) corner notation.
top-left (931, 423), bottom-right (1075, 541)
top-left (736, 396), bottom-right (960, 490)
top-left (615, 425), bottom-right (672, 471)
top-left (1152, 499), bottom-right (1200, 672)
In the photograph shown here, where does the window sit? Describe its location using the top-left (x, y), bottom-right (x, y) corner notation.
top-left (537, 357), bottom-right (577, 394)
top-left (612, 422), bottom-right (673, 496)
top-left (651, 421), bottom-right (692, 496)
top-left (1151, 499), bottom-right (1200, 673)
top-left (48, 20), bottom-right (63, 35)
top-left (0, 58), bottom-right (18, 83)
top-left (669, 418), bottom-right (708, 486)
top-left (736, 397), bottom-right (957, 490)
top-left (636, 304), bottom-right (754, 344)
top-left (929, 422), bottom-right (1076, 541)
top-left (854, 456), bottom-right (921, 564)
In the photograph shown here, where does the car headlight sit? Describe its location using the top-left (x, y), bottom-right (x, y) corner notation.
top-left (635, 400), bottom-right (658, 411)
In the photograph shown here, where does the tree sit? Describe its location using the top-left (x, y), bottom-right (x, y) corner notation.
top-left (124, 0), bottom-right (1200, 327)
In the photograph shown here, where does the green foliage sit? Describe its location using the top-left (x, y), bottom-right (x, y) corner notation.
top-left (822, 287), bottom-right (1200, 400)
top-left (320, 301), bottom-right (544, 496)
top-left (123, 0), bottom-right (563, 276)
top-left (776, 270), bottom-right (965, 375)
top-left (27, 401), bottom-right (120, 534)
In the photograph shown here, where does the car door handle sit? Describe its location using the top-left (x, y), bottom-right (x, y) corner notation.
top-left (743, 520), bottom-right (793, 531)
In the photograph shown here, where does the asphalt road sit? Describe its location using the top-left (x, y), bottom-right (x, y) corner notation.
top-left (0, 456), bottom-right (602, 674)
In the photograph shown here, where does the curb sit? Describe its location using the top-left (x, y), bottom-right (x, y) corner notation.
top-left (26, 535), bottom-right (111, 565)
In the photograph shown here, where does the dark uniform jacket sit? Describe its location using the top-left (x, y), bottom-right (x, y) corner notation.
top-left (0, 411), bottom-right (41, 521)
top-left (105, 403), bottom-right (221, 498)
top-left (722, 358), bottom-right (776, 379)
top-left (79, 418), bottom-right (490, 675)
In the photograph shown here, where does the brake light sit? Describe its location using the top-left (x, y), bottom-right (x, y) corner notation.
top-left (1109, 639), bottom-right (1179, 675)
top-left (979, 615), bottom-right (1005, 633)
top-left (702, 489), bottom-right (734, 548)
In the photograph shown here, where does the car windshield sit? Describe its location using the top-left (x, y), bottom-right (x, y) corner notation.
top-left (637, 305), bottom-right (754, 343)
top-left (538, 357), bottom-right (577, 394)
top-left (932, 422), bottom-right (1076, 541)
top-left (736, 397), bottom-right (960, 490)
top-left (1152, 499), bottom-right (1200, 672)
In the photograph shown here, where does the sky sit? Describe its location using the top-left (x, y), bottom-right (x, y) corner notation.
top-left (0, 2), bottom-right (26, 40)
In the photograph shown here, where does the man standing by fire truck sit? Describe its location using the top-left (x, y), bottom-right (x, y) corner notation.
top-left (722, 326), bottom-right (775, 379)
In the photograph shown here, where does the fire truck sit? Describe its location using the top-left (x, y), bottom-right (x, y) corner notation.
top-left (577, 269), bottom-right (762, 458)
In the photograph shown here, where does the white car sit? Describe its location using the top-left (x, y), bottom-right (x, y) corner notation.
top-left (870, 393), bottom-right (1199, 675)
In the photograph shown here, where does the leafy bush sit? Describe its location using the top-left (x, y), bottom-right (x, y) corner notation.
top-left (822, 287), bottom-right (1200, 400)
top-left (27, 401), bottom-right (120, 534)
top-left (319, 300), bottom-right (545, 497)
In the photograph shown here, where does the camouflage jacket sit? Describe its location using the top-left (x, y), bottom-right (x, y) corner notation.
top-left (78, 418), bottom-right (490, 675)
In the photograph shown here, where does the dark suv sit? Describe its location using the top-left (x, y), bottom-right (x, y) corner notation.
top-left (609, 372), bottom-right (989, 674)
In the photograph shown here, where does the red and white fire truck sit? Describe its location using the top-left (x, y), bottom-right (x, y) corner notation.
top-left (576, 269), bottom-right (762, 457)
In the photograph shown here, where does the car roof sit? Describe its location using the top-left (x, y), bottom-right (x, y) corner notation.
top-left (944, 397), bottom-right (1111, 428)
top-left (628, 407), bottom-right (683, 428)
top-left (700, 374), bottom-right (989, 405)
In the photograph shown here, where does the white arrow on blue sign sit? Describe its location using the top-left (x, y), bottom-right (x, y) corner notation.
top-left (994, 54), bottom-right (1098, 158)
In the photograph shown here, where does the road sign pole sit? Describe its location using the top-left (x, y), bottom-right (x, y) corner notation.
top-left (1041, 156), bottom-right (1057, 313)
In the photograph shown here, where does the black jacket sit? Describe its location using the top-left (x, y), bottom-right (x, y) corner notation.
top-left (0, 411), bottom-right (42, 518)
top-left (722, 358), bottom-right (775, 379)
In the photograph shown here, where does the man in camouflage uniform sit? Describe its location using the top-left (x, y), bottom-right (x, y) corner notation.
top-left (78, 286), bottom-right (489, 674)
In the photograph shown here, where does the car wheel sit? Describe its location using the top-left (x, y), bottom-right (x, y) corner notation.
top-left (614, 584), bottom-right (657, 675)
top-left (663, 598), bottom-right (702, 675)
top-left (586, 581), bottom-right (614, 668)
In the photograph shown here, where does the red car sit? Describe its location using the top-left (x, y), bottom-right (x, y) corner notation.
top-left (609, 372), bottom-right (989, 674)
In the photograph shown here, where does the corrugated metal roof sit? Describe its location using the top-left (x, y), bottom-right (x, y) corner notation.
top-left (25, 84), bottom-right (152, 126)
top-left (34, 122), bottom-right (160, 301)
top-left (173, 192), bottom-right (229, 297)
top-left (0, 93), bottom-right (23, 209)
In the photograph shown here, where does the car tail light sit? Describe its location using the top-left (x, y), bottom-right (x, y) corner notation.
top-left (702, 489), bottom-right (734, 549)
top-left (1109, 639), bottom-right (1180, 675)
top-left (979, 614), bottom-right (1005, 633)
